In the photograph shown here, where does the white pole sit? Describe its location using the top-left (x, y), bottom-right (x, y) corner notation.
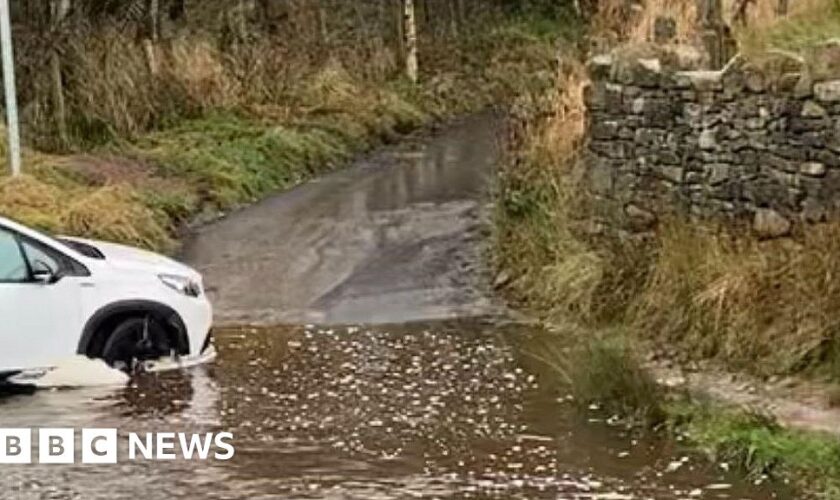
top-left (0, 0), bottom-right (20, 176)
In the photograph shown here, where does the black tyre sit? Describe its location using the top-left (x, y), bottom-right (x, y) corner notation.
top-left (101, 317), bottom-right (173, 372)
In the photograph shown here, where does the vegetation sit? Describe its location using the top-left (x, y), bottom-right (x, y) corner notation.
top-left (736, 0), bottom-right (840, 53)
top-left (668, 401), bottom-right (840, 498)
top-left (0, 0), bottom-right (563, 251)
top-left (496, 0), bottom-right (840, 496)
top-left (532, 326), bottom-right (840, 496)
top-left (497, 0), bottom-right (840, 380)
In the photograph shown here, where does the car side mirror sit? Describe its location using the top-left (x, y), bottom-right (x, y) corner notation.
top-left (32, 260), bottom-right (60, 284)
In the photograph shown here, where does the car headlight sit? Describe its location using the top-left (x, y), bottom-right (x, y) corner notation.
top-left (159, 274), bottom-right (202, 297)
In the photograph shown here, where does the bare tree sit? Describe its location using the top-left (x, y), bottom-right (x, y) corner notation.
top-left (404, 0), bottom-right (418, 83)
top-left (50, 0), bottom-right (71, 147)
top-left (142, 0), bottom-right (159, 75)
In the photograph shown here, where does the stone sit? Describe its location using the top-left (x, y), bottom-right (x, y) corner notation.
top-left (814, 80), bottom-right (840, 102)
top-left (814, 148), bottom-right (840, 167)
top-left (800, 162), bottom-right (827, 177)
top-left (652, 164), bottom-right (683, 183)
top-left (777, 72), bottom-right (801, 92)
top-left (699, 128), bottom-right (717, 150)
top-left (583, 47), bottom-right (840, 234)
top-left (707, 163), bottom-right (730, 184)
top-left (587, 161), bottom-right (614, 195)
top-left (591, 120), bottom-right (620, 139)
top-left (676, 70), bottom-right (723, 91)
top-left (801, 100), bottom-right (827, 117)
top-left (803, 198), bottom-right (828, 222)
top-left (587, 54), bottom-right (613, 80)
top-left (793, 72), bottom-right (814, 99)
top-left (753, 209), bottom-right (792, 238)
top-left (635, 127), bottom-right (664, 145)
top-left (744, 69), bottom-right (766, 93)
top-left (625, 204), bottom-right (657, 230)
top-left (631, 97), bottom-right (646, 114)
top-left (612, 57), bottom-right (662, 87)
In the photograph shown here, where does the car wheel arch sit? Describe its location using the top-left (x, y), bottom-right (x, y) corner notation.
top-left (77, 300), bottom-right (190, 359)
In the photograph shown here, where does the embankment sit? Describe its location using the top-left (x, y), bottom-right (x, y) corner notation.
top-left (495, 30), bottom-right (840, 500)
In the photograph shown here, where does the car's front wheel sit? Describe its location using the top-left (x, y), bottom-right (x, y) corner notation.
top-left (101, 317), bottom-right (174, 372)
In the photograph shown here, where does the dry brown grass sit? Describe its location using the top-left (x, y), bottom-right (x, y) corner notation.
top-left (630, 0), bottom-right (698, 43)
top-left (497, 0), bottom-right (840, 380)
top-left (0, 175), bottom-right (66, 231)
top-left (588, 0), bottom-right (699, 49)
top-left (62, 185), bottom-right (173, 251)
top-left (730, 0), bottom-right (840, 53)
top-left (495, 58), bottom-right (606, 321)
top-left (630, 221), bottom-right (840, 377)
top-left (724, 0), bottom-right (825, 27)
top-left (0, 173), bottom-right (171, 251)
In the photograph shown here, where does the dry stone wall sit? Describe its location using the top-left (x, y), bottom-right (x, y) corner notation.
top-left (584, 43), bottom-right (840, 237)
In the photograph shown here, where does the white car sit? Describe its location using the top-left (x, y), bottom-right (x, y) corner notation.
top-left (0, 216), bottom-right (214, 383)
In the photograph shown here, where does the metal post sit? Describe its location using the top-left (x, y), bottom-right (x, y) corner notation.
top-left (0, 0), bottom-right (20, 176)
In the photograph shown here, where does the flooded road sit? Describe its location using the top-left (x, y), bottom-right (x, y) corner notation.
top-left (182, 114), bottom-right (501, 326)
top-left (0, 324), bottom-right (788, 499)
top-left (1, 116), bottom-right (791, 498)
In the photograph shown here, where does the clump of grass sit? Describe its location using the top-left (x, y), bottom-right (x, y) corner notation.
top-left (630, 220), bottom-right (840, 378)
top-left (570, 334), bottom-right (665, 425)
top-left (668, 400), bottom-right (840, 497)
top-left (527, 328), bottom-right (665, 425)
top-left (0, 175), bottom-right (66, 231)
top-left (494, 59), bottom-right (604, 320)
top-left (62, 185), bottom-right (173, 251)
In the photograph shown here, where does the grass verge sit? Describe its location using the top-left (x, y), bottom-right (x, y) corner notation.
top-left (668, 400), bottom-right (840, 498)
top-left (494, 5), bottom-right (840, 497)
top-left (534, 329), bottom-right (840, 497)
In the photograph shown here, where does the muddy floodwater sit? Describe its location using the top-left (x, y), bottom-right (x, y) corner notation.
top-left (0, 323), bottom-right (790, 499)
top-left (1, 116), bottom-right (792, 498)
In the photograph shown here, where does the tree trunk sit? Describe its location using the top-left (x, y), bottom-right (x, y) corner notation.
top-left (143, 0), bottom-right (159, 75)
top-left (448, 0), bottom-right (458, 38)
top-left (317, 0), bottom-right (329, 45)
top-left (404, 0), bottom-right (418, 83)
top-left (394, 0), bottom-right (405, 62)
top-left (776, 0), bottom-right (789, 16)
top-left (50, 0), bottom-right (70, 148)
top-left (237, 0), bottom-right (252, 42)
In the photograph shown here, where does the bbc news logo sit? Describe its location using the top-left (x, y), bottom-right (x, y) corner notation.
top-left (0, 429), bottom-right (235, 464)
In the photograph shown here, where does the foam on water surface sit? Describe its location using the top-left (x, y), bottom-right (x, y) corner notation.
top-left (6, 346), bottom-right (217, 389)
top-left (9, 356), bottom-right (129, 389)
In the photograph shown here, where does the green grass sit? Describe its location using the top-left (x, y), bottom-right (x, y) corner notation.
top-left (668, 400), bottom-right (840, 498)
top-left (558, 331), bottom-right (665, 425)
top-left (532, 327), bottom-right (840, 498)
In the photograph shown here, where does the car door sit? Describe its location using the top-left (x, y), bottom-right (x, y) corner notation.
top-left (0, 227), bottom-right (85, 370)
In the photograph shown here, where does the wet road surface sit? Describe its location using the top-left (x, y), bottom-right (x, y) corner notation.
top-left (1, 116), bottom-right (792, 499)
top-left (183, 114), bottom-right (501, 326)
